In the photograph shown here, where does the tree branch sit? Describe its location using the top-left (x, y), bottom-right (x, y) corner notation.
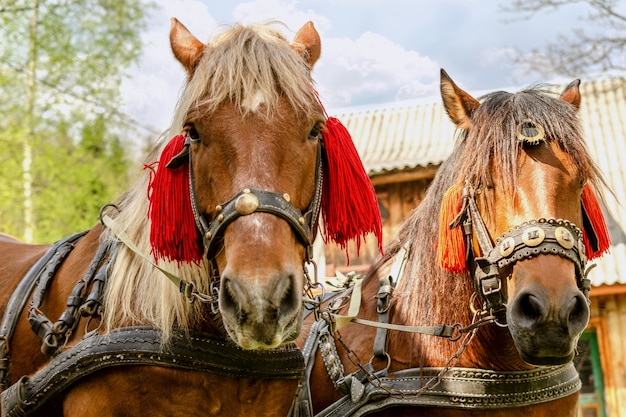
top-left (502, 0), bottom-right (626, 77)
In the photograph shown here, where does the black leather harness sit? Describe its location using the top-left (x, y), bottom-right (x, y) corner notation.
top-left (0, 237), bottom-right (305, 417)
top-left (2, 326), bottom-right (304, 417)
top-left (0, 232), bottom-right (88, 392)
top-left (293, 319), bottom-right (581, 417)
top-left (154, 135), bottom-right (325, 303)
top-left (452, 183), bottom-right (592, 315)
top-left (170, 135), bottom-right (324, 262)
top-left (0, 134), bottom-right (326, 415)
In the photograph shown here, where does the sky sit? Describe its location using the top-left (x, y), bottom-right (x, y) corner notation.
top-left (121, 0), bottom-right (600, 135)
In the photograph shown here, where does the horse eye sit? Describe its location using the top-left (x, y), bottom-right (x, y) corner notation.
top-left (308, 122), bottom-right (323, 141)
top-left (188, 126), bottom-right (200, 140)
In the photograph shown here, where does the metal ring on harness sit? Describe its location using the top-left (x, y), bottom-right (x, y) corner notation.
top-left (98, 203), bottom-right (120, 227)
top-left (368, 352), bottom-right (391, 373)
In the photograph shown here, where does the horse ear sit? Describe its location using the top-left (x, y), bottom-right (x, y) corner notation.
top-left (440, 68), bottom-right (479, 130)
top-left (291, 21), bottom-right (321, 68)
top-left (170, 17), bottom-right (206, 75)
top-left (560, 79), bottom-right (581, 110)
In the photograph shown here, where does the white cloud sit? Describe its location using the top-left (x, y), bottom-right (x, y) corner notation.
top-left (314, 31), bottom-right (440, 110)
top-left (121, 0), bottom-right (441, 132)
top-left (121, 0), bottom-right (219, 134)
top-left (232, 0), bottom-right (330, 31)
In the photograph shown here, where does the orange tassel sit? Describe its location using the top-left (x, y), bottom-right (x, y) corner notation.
top-left (436, 182), bottom-right (467, 273)
top-left (581, 184), bottom-right (611, 259)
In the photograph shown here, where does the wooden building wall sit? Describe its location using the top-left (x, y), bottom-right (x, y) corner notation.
top-left (324, 174), bottom-right (434, 275)
top-left (588, 291), bottom-right (626, 417)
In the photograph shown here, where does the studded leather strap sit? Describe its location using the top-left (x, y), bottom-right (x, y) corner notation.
top-left (1, 326), bottom-right (305, 417)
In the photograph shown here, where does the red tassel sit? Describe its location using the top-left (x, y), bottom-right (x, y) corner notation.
top-left (321, 117), bottom-right (383, 261)
top-left (147, 135), bottom-right (204, 264)
top-left (581, 184), bottom-right (611, 260)
top-left (436, 182), bottom-right (467, 273)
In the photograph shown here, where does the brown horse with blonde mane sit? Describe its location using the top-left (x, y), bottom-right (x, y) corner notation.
top-left (294, 70), bottom-right (611, 416)
top-left (0, 19), bottom-right (381, 416)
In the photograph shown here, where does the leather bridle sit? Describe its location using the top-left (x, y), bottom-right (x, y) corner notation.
top-left (290, 182), bottom-right (592, 416)
top-left (169, 134), bottom-right (324, 287)
top-left (451, 182), bottom-right (591, 315)
top-left (185, 136), bottom-right (324, 260)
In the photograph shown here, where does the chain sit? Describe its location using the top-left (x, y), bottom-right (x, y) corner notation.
top-left (302, 258), bottom-right (325, 320)
top-left (331, 308), bottom-right (493, 398)
top-left (414, 314), bottom-right (480, 395)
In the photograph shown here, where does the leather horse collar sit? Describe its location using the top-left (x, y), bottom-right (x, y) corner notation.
top-left (0, 237), bottom-right (306, 416)
top-left (292, 319), bottom-right (581, 417)
top-left (2, 326), bottom-right (305, 417)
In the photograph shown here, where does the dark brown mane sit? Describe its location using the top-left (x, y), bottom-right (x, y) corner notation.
top-left (458, 87), bottom-right (601, 193)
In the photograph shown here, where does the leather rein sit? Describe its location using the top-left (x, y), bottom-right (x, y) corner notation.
top-left (291, 181), bottom-right (596, 416)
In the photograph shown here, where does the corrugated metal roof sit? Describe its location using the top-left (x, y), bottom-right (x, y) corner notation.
top-left (337, 99), bottom-right (458, 174)
top-left (336, 77), bottom-right (626, 287)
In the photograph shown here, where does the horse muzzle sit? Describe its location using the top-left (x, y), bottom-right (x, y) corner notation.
top-left (219, 266), bottom-right (304, 350)
top-left (506, 278), bottom-right (590, 366)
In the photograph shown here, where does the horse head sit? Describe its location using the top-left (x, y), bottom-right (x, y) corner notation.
top-left (159, 19), bottom-right (324, 349)
top-left (439, 69), bottom-right (609, 366)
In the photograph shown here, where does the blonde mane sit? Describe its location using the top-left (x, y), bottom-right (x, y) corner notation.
top-left (102, 22), bottom-right (318, 342)
top-left (173, 22), bottom-right (318, 128)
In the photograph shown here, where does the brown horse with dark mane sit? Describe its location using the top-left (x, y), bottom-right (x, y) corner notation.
top-left (0, 19), bottom-right (381, 417)
top-left (294, 70), bottom-right (611, 416)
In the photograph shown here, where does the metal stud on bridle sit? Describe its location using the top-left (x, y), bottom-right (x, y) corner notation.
top-left (456, 183), bottom-right (589, 316)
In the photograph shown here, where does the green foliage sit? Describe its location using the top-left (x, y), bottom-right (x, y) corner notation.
top-left (0, 0), bottom-right (152, 243)
top-left (31, 116), bottom-right (133, 242)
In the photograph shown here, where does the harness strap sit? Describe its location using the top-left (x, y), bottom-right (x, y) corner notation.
top-left (1, 326), bottom-right (305, 417)
top-left (28, 239), bottom-right (111, 356)
top-left (329, 248), bottom-right (457, 338)
top-left (101, 215), bottom-right (216, 304)
top-left (290, 315), bottom-right (580, 417)
top-left (351, 319), bottom-right (456, 338)
top-left (79, 257), bottom-right (111, 318)
top-left (198, 141), bottom-right (324, 261)
top-left (466, 187), bottom-right (494, 254)
top-left (372, 278), bottom-right (391, 360)
top-left (314, 363), bottom-right (581, 417)
top-left (290, 319), bottom-right (328, 417)
top-left (205, 188), bottom-right (314, 255)
top-left (454, 183), bottom-right (590, 314)
top-left (373, 245), bottom-right (408, 359)
top-left (0, 231), bottom-right (87, 391)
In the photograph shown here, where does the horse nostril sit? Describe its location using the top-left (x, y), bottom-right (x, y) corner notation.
top-left (267, 308), bottom-right (278, 322)
top-left (277, 273), bottom-right (299, 316)
top-left (219, 277), bottom-right (239, 317)
top-left (238, 310), bottom-right (248, 325)
top-left (511, 292), bottom-right (546, 327)
top-left (220, 277), bottom-right (251, 325)
top-left (565, 292), bottom-right (590, 334)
